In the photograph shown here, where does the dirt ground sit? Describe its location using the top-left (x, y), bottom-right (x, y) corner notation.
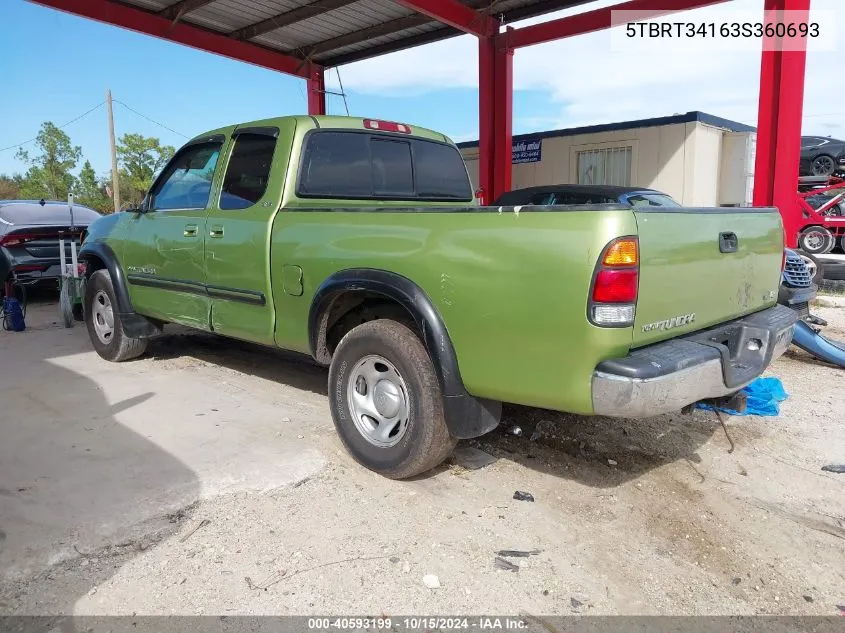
top-left (1, 294), bottom-right (844, 618)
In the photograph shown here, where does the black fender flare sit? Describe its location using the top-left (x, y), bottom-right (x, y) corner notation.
top-left (308, 268), bottom-right (501, 439)
top-left (79, 241), bottom-right (162, 339)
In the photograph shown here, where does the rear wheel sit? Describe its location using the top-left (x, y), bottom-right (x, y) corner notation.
top-left (84, 269), bottom-right (148, 362)
top-left (798, 226), bottom-right (835, 255)
top-left (328, 319), bottom-right (456, 479)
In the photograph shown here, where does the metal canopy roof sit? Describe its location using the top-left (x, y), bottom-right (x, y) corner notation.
top-left (106, 0), bottom-right (593, 68)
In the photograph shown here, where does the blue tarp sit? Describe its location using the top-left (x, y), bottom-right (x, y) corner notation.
top-left (696, 376), bottom-right (788, 416)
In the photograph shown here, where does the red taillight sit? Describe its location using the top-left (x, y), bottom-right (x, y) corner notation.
top-left (0, 234), bottom-right (35, 247)
top-left (592, 269), bottom-right (638, 303)
top-left (0, 230), bottom-right (82, 247)
top-left (363, 119), bottom-right (411, 134)
top-left (13, 264), bottom-right (49, 272)
top-left (588, 236), bottom-right (639, 327)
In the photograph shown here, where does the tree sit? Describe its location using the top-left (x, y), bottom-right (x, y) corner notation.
top-left (75, 160), bottom-right (111, 213)
top-left (0, 174), bottom-right (23, 199)
top-left (16, 122), bottom-right (81, 201)
top-left (116, 133), bottom-right (175, 206)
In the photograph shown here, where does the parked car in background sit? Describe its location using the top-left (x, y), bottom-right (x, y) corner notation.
top-left (800, 136), bottom-right (845, 177)
top-left (0, 199), bottom-right (101, 293)
top-left (492, 184), bottom-right (682, 208)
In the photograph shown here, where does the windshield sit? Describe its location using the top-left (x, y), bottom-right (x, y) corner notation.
top-left (624, 192), bottom-right (682, 208)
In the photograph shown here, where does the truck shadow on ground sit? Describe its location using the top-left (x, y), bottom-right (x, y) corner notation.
top-left (144, 326), bottom-right (327, 397)
top-left (0, 311), bottom-right (200, 622)
top-left (144, 327), bottom-right (725, 488)
top-left (456, 403), bottom-right (728, 488)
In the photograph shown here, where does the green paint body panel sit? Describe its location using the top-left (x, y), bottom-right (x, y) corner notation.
top-left (80, 114), bottom-right (787, 419)
top-left (632, 210), bottom-right (784, 348)
top-left (270, 209), bottom-right (637, 414)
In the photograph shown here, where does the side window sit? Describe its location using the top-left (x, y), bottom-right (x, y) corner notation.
top-left (299, 132), bottom-right (371, 197)
top-left (530, 193), bottom-right (556, 205)
top-left (371, 139), bottom-right (413, 196)
top-left (220, 133), bottom-right (278, 210)
top-left (555, 193), bottom-right (592, 205)
top-left (151, 142), bottom-right (221, 211)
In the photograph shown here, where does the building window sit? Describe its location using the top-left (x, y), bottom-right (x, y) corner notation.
top-left (577, 147), bottom-right (632, 186)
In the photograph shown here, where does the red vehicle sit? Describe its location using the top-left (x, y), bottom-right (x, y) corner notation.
top-left (794, 175), bottom-right (845, 255)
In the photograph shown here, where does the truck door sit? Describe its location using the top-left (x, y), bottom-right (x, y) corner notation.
top-left (204, 125), bottom-right (287, 345)
top-left (122, 136), bottom-right (226, 329)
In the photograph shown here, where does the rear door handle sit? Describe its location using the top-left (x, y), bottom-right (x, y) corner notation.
top-left (719, 232), bottom-right (738, 253)
top-left (184, 224), bottom-right (198, 237)
top-left (210, 226), bottom-right (224, 238)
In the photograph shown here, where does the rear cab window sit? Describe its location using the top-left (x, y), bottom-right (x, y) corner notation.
top-left (297, 130), bottom-right (472, 202)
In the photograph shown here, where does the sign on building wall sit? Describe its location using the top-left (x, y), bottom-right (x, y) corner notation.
top-left (512, 138), bottom-right (542, 164)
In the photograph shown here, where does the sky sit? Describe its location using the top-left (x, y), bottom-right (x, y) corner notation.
top-left (1, 0), bottom-right (843, 178)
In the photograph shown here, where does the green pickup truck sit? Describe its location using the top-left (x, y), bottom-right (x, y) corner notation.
top-left (78, 115), bottom-right (797, 478)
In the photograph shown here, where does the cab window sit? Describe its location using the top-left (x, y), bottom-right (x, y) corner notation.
top-left (297, 130), bottom-right (472, 201)
top-left (220, 133), bottom-right (277, 210)
top-left (151, 142), bottom-right (221, 211)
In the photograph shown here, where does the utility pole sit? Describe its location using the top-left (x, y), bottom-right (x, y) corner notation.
top-left (106, 89), bottom-right (121, 212)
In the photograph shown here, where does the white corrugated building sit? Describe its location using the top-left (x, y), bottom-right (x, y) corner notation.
top-left (458, 111), bottom-right (757, 206)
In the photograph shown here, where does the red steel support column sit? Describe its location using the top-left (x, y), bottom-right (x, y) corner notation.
top-left (752, 0), bottom-right (810, 248)
top-left (478, 33), bottom-right (512, 205)
top-left (492, 33), bottom-right (514, 199)
top-left (307, 65), bottom-right (326, 116)
top-left (478, 36), bottom-right (495, 205)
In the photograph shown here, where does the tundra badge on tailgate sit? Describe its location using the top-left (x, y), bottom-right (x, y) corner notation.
top-left (642, 313), bottom-right (696, 333)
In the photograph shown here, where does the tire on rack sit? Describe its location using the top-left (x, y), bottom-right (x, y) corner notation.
top-left (812, 154), bottom-right (837, 177)
top-left (59, 280), bottom-right (74, 328)
top-left (84, 269), bottom-right (148, 362)
top-left (328, 319), bottom-right (457, 480)
top-left (793, 249), bottom-right (825, 286)
top-left (798, 225), bottom-right (835, 255)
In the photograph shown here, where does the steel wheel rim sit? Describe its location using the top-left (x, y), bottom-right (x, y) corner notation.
top-left (813, 156), bottom-right (835, 176)
top-left (92, 290), bottom-right (115, 345)
top-left (804, 231), bottom-right (827, 251)
top-left (799, 254), bottom-right (817, 278)
top-left (347, 354), bottom-right (410, 448)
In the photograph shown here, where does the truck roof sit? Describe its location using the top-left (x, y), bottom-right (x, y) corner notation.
top-left (187, 115), bottom-right (453, 146)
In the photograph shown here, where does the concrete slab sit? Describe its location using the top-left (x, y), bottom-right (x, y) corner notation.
top-left (0, 304), bottom-right (325, 582)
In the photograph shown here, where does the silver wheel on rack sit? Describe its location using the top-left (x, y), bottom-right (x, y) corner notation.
top-left (60, 278), bottom-right (74, 328)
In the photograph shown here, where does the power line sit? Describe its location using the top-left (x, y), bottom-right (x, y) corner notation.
top-left (804, 111), bottom-right (845, 119)
top-left (0, 101), bottom-right (105, 153)
top-left (113, 100), bottom-right (190, 138)
top-left (336, 67), bottom-right (350, 117)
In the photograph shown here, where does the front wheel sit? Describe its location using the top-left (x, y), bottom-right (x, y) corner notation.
top-left (84, 269), bottom-right (148, 362)
top-left (328, 319), bottom-right (457, 479)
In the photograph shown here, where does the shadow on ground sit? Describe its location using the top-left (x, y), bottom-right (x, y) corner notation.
top-left (144, 327), bottom-right (327, 397)
top-left (140, 326), bottom-right (721, 488)
top-left (0, 303), bottom-right (200, 620)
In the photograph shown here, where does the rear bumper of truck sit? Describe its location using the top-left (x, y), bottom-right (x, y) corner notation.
top-left (591, 304), bottom-right (797, 418)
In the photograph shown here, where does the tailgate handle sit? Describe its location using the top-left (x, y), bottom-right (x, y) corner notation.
top-left (719, 232), bottom-right (738, 253)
